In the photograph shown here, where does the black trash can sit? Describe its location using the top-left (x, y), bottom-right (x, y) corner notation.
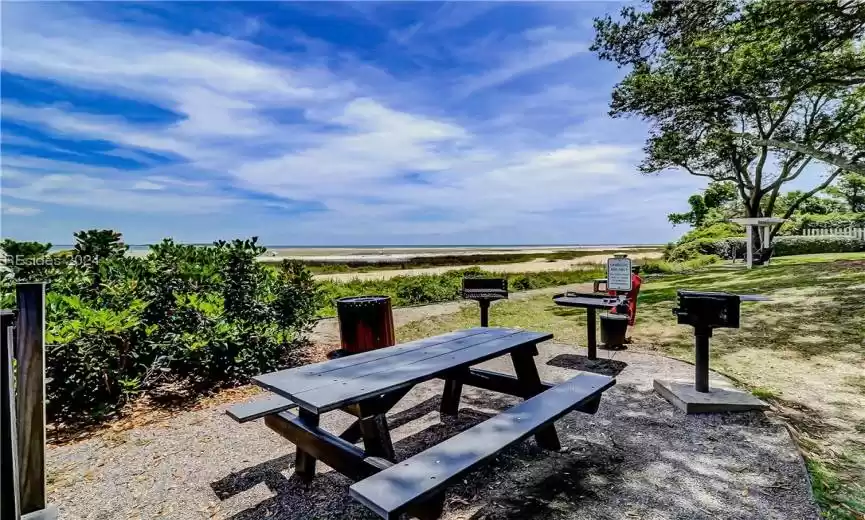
top-left (600, 313), bottom-right (629, 350)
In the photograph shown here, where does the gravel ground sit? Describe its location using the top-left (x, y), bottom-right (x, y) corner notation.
top-left (47, 344), bottom-right (818, 520)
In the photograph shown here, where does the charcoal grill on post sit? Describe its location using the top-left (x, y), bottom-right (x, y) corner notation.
top-left (335, 296), bottom-right (395, 355)
top-left (462, 278), bottom-right (508, 327)
top-left (672, 290), bottom-right (768, 392)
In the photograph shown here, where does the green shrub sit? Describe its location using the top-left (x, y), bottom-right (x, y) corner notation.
top-left (3, 231), bottom-right (321, 424)
top-left (317, 266), bottom-right (605, 316)
top-left (675, 222), bottom-right (744, 245)
top-left (641, 255), bottom-right (720, 274)
top-left (773, 235), bottom-right (865, 256)
top-left (705, 235), bottom-right (865, 259)
top-left (664, 238), bottom-right (728, 261)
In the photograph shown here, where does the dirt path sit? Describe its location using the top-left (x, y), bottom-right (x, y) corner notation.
top-left (309, 282), bottom-right (596, 350)
top-left (314, 252), bottom-right (661, 282)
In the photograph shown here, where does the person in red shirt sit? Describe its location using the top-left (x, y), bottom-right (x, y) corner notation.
top-left (608, 268), bottom-right (642, 327)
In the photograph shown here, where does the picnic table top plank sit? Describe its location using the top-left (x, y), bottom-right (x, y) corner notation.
top-left (279, 328), bottom-right (486, 379)
top-left (349, 372), bottom-right (615, 517)
top-left (553, 295), bottom-right (618, 309)
top-left (254, 328), bottom-right (517, 400)
top-left (255, 328), bottom-right (551, 413)
top-left (290, 330), bottom-right (551, 413)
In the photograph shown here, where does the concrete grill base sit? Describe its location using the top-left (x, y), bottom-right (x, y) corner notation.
top-left (654, 379), bottom-right (769, 414)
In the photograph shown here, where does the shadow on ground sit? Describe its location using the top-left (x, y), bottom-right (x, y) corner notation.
top-left (546, 354), bottom-right (628, 377)
top-left (212, 384), bottom-right (815, 520)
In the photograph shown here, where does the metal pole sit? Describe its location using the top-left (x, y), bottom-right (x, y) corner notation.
top-left (694, 327), bottom-right (712, 393)
top-left (586, 308), bottom-right (597, 360)
top-left (479, 300), bottom-right (490, 327)
top-left (1, 310), bottom-right (21, 520)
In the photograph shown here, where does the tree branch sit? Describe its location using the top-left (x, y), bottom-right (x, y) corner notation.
top-left (740, 137), bottom-right (865, 174)
top-left (770, 167), bottom-right (847, 238)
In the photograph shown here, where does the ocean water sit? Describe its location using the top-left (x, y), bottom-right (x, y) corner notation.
top-left (47, 243), bottom-right (660, 255)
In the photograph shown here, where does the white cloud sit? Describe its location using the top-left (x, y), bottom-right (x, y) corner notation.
top-left (131, 180), bottom-right (165, 191)
top-left (456, 26), bottom-right (590, 98)
top-left (3, 167), bottom-right (238, 215)
top-left (1, 205), bottom-right (42, 216)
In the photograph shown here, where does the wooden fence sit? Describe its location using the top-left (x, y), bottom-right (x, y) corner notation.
top-left (1, 283), bottom-right (57, 520)
top-left (800, 227), bottom-right (865, 239)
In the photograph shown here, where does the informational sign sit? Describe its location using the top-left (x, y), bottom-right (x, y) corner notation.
top-left (607, 257), bottom-right (633, 292)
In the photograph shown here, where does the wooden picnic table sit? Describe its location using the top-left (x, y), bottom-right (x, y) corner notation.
top-left (231, 326), bottom-right (615, 519)
top-left (251, 327), bottom-right (551, 475)
top-left (552, 294), bottom-right (619, 361)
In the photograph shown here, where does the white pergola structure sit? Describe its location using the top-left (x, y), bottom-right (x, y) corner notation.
top-left (730, 217), bottom-right (787, 268)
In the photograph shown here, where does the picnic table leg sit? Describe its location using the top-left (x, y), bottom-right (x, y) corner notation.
top-left (510, 347), bottom-right (562, 451)
top-left (440, 379), bottom-right (463, 416)
top-left (339, 421), bottom-right (362, 444)
top-left (357, 402), bottom-right (396, 461)
top-left (586, 307), bottom-right (597, 360)
top-left (294, 409), bottom-right (319, 482)
top-left (440, 367), bottom-right (467, 417)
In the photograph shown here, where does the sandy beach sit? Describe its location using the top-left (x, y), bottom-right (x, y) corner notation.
top-left (259, 245), bottom-right (660, 263)
top-left (312, 250), bottom-right (662, 281)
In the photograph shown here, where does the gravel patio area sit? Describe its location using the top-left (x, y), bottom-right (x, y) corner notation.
top-left (47, 343), bottom-right (819, 520)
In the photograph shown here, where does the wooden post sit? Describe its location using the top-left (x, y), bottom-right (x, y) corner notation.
top-left (15, 283), bottom-right (46, 515)
top-left (745, 226), bottom-right (753, 269)
top-left (2, 310), bottom-right (21, 520)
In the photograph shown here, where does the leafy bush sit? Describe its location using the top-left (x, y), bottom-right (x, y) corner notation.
top-left (641, 255), bottom-right (720, 274)
top-left (664, 238), bottom-right (722, 261)
top-left (317, 266), bottom-right (605, 316)
top-left (705, 235), bottom-right (865, 259)
top-left (664, 222), bottom-right (746, 261)
top-left (773, 236), bottom-right (865, 256)
top-left (675, 222), bottom-right (744, 245)
top-left (2, 232), bottom-right (320, 424)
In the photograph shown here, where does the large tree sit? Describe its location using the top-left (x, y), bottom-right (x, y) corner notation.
top-left (592, 0), bottom-right (865, 235)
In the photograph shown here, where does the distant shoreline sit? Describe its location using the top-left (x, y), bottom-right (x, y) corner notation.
top-left (50, 243), bottom-right (661, 251)
top-left (46, 243), bottom-right (663, 262)
top-left (260, 245), bottom-right (660, 262)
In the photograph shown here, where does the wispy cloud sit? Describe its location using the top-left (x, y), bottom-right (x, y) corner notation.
top-left (1, 205), bottom-right (41, 216)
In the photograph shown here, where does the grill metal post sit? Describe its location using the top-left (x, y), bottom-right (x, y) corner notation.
top-left (462, 278), bottom-right (507, 328)
top-left (694, 327), bottom-right (711, 393)
top-left (479, 301), bottom-right (490, 327)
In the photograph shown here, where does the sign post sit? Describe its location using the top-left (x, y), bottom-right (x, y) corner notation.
top-left (606, 256), bottom-right (632, 293)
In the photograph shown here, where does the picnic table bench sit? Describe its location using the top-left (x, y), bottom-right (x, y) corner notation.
top-left (226, 327), bottom-right (615, 519)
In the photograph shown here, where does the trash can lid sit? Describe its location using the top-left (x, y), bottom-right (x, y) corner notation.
top-left (336, 295), bottom-right (391, 306)
top-left (600, 313), bottom-right (629, 321)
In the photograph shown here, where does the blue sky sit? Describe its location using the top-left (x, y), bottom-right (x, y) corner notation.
top-left (1, 1), bottom-right (713, 246)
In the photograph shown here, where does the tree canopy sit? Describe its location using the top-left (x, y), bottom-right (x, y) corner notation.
top-left (592, 0), bottom-right (865, 231)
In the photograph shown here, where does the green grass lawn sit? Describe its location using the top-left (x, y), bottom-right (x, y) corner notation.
top-left (397, 252), bottom-right (865, 520)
